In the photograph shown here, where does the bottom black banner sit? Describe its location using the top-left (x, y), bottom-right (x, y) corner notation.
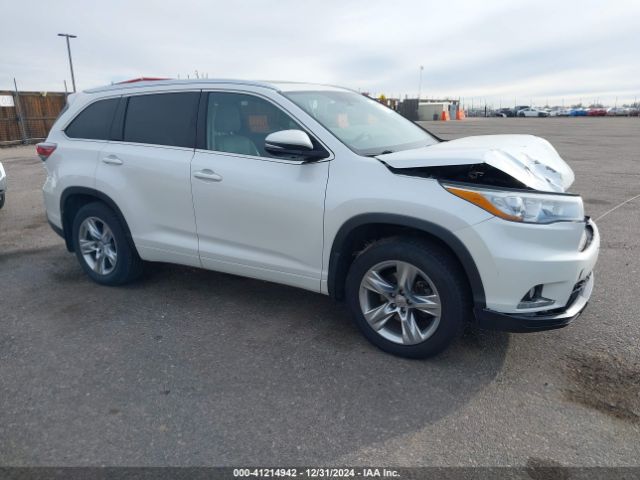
top-left (1, 467), bottom-right (639, 480)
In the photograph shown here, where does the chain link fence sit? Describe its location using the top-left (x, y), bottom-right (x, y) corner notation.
top-left (0, 85), bottom-right (66, 146)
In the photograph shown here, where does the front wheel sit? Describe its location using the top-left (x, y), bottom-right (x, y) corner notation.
top-left (0, 193), bottom-right (4, 209)
top-left (345, 238), bottom-right (470, 358)
top-left (72, 202), bottom-right (143, 285)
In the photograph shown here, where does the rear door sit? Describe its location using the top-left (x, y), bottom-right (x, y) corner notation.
top-left (190, 90), bottom-right (330, 291)
top-left (96, 91), bottom-right (201, 266)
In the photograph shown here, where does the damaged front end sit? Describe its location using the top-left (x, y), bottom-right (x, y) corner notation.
top-left (384, 162), bottom-right (530, 190)
top-left (376, 134), bottom-right (575, 193)
top-left (377, 134), bottom-right (584, 224)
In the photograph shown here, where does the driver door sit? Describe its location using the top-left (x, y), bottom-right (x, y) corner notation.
top-left (190, 91), bottom-right (330, 291)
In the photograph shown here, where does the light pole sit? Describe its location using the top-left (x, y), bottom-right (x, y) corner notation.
top-left (58, 33), bottom-right (77, 92)
top-left (417, 65), bottom-right (424, 100)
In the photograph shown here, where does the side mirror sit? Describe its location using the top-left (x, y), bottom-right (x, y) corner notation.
top-left (264, 130), bottom-right (327, 160)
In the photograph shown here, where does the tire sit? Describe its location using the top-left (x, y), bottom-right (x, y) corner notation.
top-left (72, 202), bottom-right (143, 285)
top-left (345, 237), bottom-right (470, 358)
top-left (0, 193), bottom-right (4, 209)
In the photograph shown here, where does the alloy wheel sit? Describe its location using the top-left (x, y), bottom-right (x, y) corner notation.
top-left (78, 216), bottom-right (118, 275)
top-left (358, 260), bottom-right (442, 345)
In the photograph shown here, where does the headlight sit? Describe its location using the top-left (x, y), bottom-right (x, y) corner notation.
top-left (443, 183), bottom-right (584, 224)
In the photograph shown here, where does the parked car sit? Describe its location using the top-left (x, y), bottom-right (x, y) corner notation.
top-left (0, 162), bottom-right (6, 209)
top-left (587, 108), bottom-right (607, 116)
top-left (38, 79), bottom-right (599, 358)
top-left (606, 107), bottom-right (629, 116)
top-left (494, 108), bottom-right (514, 117)
top-left (517, 107), bottom-right (550, 117)
top-left (569, 108), bottom-right (588, 116)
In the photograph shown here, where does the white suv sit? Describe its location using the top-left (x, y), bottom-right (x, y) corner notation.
top-left (39, 79), bottom-right (599, 358)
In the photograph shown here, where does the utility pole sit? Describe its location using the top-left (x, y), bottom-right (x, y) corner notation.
top-left (417, 65), bottom-right (424, 100)
top-left (13, 78), bottom-right (28, 143)
top-left (58, 33), bottom-right (77, 92)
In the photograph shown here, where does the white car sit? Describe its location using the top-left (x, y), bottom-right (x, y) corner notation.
top-left (549, 108), bottom-right (571, 117)
top-left (607, 107), bottom-right (629, 116)
top-left (517, 107), bottom-right (550, 117)
top-left (38, 79), bottom-right (599, 358)
top-left (0, 162), bottom-right (6, 209)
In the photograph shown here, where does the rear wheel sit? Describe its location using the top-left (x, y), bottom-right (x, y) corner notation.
top-left (72, 202), bottom-right (143, 285)
top-left (345, 238), bottom-right (470, 358)
top-left (0, 193), bottom-right (4, 209)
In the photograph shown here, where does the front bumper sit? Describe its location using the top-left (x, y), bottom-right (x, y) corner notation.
top-left (475, 272), bottom-right (594, 332)
top-left (457, 215), bottom-right (599, 315)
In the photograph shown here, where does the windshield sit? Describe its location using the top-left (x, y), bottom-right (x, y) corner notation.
top-left (283, 90), bottom-right (438, 156)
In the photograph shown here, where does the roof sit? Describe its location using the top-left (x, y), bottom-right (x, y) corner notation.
top-left (85, 79), bottom-right (349, 94)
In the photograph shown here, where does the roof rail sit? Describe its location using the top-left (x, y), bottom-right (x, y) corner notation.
top-left (116, 77), bottom-right (171, 84)
top-left (85, 78), bottom-right (283, 94)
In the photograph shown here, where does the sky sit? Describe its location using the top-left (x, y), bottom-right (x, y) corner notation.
top-left (1, 0), bottom-right (639, 107)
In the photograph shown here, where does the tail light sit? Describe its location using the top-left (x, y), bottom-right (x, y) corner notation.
top-left (36, 142), bottom-right (57, 161)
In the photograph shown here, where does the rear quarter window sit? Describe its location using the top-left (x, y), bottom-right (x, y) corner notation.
top-left (65, 98), bottom-right (119, 140)
top-left (123, 92), bottom-right (199, 148)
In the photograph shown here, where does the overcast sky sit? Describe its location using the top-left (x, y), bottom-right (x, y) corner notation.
top-left (2, 0), bottom-right (639, 106)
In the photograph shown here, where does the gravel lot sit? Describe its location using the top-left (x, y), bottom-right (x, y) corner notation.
top-left (0, 117), bottom-right (638, 467)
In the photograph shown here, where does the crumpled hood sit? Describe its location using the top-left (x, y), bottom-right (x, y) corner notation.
top-left (376, 134), bottom-right (574, 192)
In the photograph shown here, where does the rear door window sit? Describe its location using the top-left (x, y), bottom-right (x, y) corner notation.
top-left (123, 92), bottom-right (199, 148)
top-left (65, 98), bottom-right (119, 140)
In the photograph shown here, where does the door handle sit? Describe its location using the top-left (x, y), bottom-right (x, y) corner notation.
top-left (102, 155), bottom-right (123, 166)
top-left (193, 169), bottom-right (223, 182)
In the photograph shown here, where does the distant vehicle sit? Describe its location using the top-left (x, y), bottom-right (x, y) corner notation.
top-left (587, 108), bottom-right (607, 116)
top-left (569, 108), bottom-right (588, 116)
top-left (0, 162), bottom-right (6, 209)
top-left (494, 108), bottom-right (513, 117)
top-left (606, 107), bottom-right (629, 116)
top-left (517, 107), bottom-right (549, 117)
top-left (549, 108), bottom-right (571, 117)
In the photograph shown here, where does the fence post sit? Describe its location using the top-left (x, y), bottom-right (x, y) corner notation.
top-left (13, 78), bottom-right (28, 144)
